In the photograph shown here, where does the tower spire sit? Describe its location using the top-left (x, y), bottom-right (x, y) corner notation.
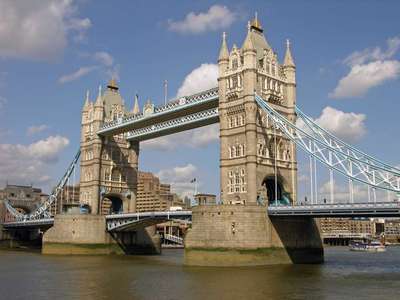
top-left (218, 32), bottom-right (229, 61)
top-left (242, 21), bottom-right (255, 51)
top-left (132, 93), bottom-right (140, 114)
top-left (284, 39), bottom-right (295, 67)
top-left (84, 90), bottom-right (90, 106)
top-left (95, 85), bottom-right (103, 106)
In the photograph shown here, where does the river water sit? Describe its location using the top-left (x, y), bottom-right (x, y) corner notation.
top-left (0, 247), bottom-right (399, 300)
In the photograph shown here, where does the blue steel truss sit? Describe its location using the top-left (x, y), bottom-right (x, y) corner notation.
top-left (255, 93), bottom-right (400, 194)
top-left (98, 88), bottom-right (219, 136)
top-left (126, 107), bottom-right (219, 141)
top-left (4, 150), bottom-right (81, 221)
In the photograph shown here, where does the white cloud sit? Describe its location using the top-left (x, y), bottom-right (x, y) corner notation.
top-left (330, 37), bottom-right (400, 99)
top-left (330, 60), bottom-right (400, 98)
top-left (0, 135), bottom-right (69, 187)
top-left (59, 51), bottom-right (118, 84)
top-left (0, 0), bottom-right (91, 60)
top-left (94, 51), bottom-right (114, 67)
top-left (157, 164), bottom-right (198, 198)
top-left (27, 124), bottom-right (48, 136)
top-left (177, 63), bottom-right (218, 97)
top-left (168, 5), bottom-right (237, 34)
top-left (141, 124), bottom-right (219, 151)
top-left (58, 66), bottom-right (97, 83)
top-left (314, 106), bottom-right (366, 142)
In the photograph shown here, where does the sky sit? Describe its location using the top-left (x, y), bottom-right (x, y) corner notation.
top-left (0, 0), bottom-right (399, 202)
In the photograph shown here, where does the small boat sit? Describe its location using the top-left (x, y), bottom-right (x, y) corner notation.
top-left (349, 240), bottom-right (386, 252)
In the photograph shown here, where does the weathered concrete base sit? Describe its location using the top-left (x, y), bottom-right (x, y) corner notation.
top-left (43, 214), bottom-right (161, 255)
top-left (184, 205), bottom-right (323, 266)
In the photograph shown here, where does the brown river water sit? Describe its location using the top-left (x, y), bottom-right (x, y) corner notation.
top-left (0, 247), bottom-right (399, 300)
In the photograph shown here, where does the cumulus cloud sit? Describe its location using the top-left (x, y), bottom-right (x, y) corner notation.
top-left (26, 124), bottom-right (49, 136)
top-left (168, 5), bottom-right (237, 34)
top-left (314, 106), bottom-right (366, 142)
top-left (330, 37), bottom-right (400, 98)
top-left (0, 0), bottom-right (91, 60)
top-left (141, 124), bottom-right (219, 151)
top-left (177, 63), bottom-right (218, 97)
top-left (157, 164), bottom-right (198, 197)
top-left (0, 135), bottom-right (70, 187)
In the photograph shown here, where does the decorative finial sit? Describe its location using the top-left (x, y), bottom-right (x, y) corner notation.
top-left (255, 11), bottom-right (258, 22)
top-left (286, 38), bottom-right (290, 49)
top-left (86, 90), bottom-right (90, 100)
top-left (223, 31), bottom-right (226, 41)
top-left (247, 21), bottom-right (251, 31)
top-left (98, 85), bottom-right (102, 97)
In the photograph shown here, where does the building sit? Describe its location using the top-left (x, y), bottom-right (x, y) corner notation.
top-left (317, 218), bottom-right (374, 245)
top-left (136, 171), bottom-right (185, 212)
top-left (55, 185), bottom-right (80, 214)
top-left (0, 184), bottom-right (45, 222)
top-left (194, 193), bottom-right (217, 205)
top-left (384, 218), bottom-right (400, 243)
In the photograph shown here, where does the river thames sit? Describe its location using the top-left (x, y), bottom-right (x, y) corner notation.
top-left (0, 247), bottom-right (399, 300)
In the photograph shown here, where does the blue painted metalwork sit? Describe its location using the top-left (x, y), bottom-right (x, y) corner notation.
top-left (106, 211), bottom-right (192, 232)
top-left (255, 93), bottom-right (400, 194)
top-left (126, 107), bottom-right (219, 141)
top-left (97, 88), bottom-right (219, 136)
top-left (4, 150), bottom-right (81, 221)
top-left (268, 202), bottom-right (400, 217)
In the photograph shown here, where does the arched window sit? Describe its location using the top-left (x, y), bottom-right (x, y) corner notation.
top-left (231, 146), bottom-right (236, 158)
top-left (272, 62), bottom-right (276, 76)
top-left (266, 59), bottom-right (270, 74)
top-left (236, 145), bottom-right (241, 157)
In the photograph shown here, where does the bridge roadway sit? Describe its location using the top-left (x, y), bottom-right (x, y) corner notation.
top-left (3, 203), bottom-right (400, 230)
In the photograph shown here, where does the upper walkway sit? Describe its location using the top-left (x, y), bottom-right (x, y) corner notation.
top-left (97, 88), bottom-right (219, 139)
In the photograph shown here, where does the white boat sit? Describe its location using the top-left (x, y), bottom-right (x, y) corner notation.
top-left (349, 240), bottom-right (386, 252)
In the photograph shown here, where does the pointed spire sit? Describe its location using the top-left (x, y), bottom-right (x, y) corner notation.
top-left (95, 85), bottom-right (103, 106)
top-left (284, 39), bottom-right (295, 67)
top-left (242, 21), bottom-right (255, 52)
top-left (84, 90), bottom-right (90, 107)
top-left (250, 11), bottom-right (263, 32)
top-left (218, 32), bottom-right (229, 61)
top-left (133, 94), bottom-right (140, 114)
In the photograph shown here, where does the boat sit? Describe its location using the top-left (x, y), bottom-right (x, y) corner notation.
top-left (349, 240), bottom-right (386, 252)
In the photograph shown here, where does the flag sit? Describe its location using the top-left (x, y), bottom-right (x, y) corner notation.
top-left (190, 178), bottom-right (196, 183)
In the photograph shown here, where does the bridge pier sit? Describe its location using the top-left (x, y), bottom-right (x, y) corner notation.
top-left (184, 205), bottom-right (323, 266)
top-left (42, 214), bottom-right (161, 255)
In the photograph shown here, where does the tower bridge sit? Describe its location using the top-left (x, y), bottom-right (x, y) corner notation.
top-left (2, 15), bottom-right (400, 266)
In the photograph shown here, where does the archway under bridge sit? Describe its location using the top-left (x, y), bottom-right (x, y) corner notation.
top-left (262, 175), bottom-right (291, 206)
top-left (102, 193), bottom-right (124, 214)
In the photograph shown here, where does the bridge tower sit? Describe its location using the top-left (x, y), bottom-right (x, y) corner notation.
top-left (80, 79), bottom-right (138, 215)
top-left (219, 18), bottom-right (297, 206)
top-left (185, 16), bottom-right (322, 266)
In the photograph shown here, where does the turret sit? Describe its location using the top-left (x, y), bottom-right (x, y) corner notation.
top-left (218, 32), bottom-right (229, 75)
top-left (132, 94), bottom-right (140, 114)
top-left (283, 39), bottom-right (296, 108)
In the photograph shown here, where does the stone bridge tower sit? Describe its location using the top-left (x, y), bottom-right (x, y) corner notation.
top-left (218, 17), bottom-right (297, 206)
top-left (185, 16), bottom-right (322, 266)
top-left (80, 80), bottom-right (138, 215)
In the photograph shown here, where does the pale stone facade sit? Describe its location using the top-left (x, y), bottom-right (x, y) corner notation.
top-left (80, 80), bottom-right (138, 215)
top-left (218, 17), bottom-right (297, 206)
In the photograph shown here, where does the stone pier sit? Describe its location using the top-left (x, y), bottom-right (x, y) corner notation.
top-left (43, 214), bottom-right (161, 255)
top-left (184, 205), bottom-right (323, 266)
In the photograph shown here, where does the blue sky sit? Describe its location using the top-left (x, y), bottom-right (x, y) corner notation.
top-left (0, 0), bottom-right (399, 201)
